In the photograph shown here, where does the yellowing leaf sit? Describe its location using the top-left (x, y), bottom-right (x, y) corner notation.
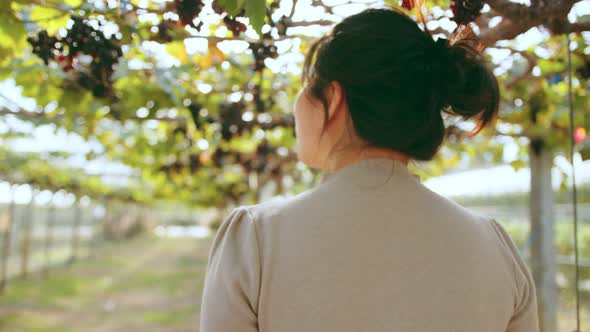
top-left (166, 41), bottom-right (188, 63)
top-left (196, 42), bottom-right (225, 68)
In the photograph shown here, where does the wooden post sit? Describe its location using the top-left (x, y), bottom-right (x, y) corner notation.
top-left (88, 203), bottom-right (101, 257)
top-left (69, 198), bottom-right (82, 264)
top-left (0, 185), bottom-right (16, 292)
top-left (103, 200), bottom-right (113, 240)
top-left (529, 139), bottom-right (558, 332)
top-left (42, 204), bottom-right (55, 277)
top-left (20, 189), bottom-right (35, 278)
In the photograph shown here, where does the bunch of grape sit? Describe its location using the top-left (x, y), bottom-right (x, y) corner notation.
top-left (223, 15), bottom-right (248, 36)
top-left (451, 0), bottom-right (484, 24)
top-left (188, 102), bottom-right (215, 129)
top-left (189, 153), bottom-right (201, 172)
top-left (219, 101), bottom-right (248, 140)
top-left (577, 59), bottom-right (590, 79)
top-left (252, 139), bottom-right (277, 172)
top-left (188, 102), bottom-right (204, 129)
top-left (212, 148), bottom-right (228, 168)
top-left (64, 16), bottom-right (123, 97)
top-left (249, 33), bottom-right (278, 72)
top-left (159, 160), bottom-right (185, 175)
top-left (252, 85), bottom-right (266, 112)
top-left (27, 30), bottom-right (58, 65)
top-left (156, 20), bottom-right (175, 43)
top-left (28, 16), bottom-right (123, 98)
top-left (175, 0), bottom-right (205, 29)
top-left (212, 1), bottom-right (247, 36)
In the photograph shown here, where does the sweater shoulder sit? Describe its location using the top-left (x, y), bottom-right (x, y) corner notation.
top-left (242, 190), bottom-right (311, 226)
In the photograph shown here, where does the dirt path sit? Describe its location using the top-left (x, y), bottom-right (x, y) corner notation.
top-left (0, 235), bottom-right (213, 332)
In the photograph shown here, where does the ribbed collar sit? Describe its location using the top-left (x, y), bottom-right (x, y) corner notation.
top-left (319, 157), bottom-right (420, 188)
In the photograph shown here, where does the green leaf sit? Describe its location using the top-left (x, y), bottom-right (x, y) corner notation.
top-left (245, 0), bottom-right (266, 35)
top-left (64, 0), bottom-right (83, 6)
top-left (31, 6), bottom-right (69, 35)
top-left (59, 88), bottom-right (94, 117)
top-left (0, 10), bottom-right (26, 63)
top-left (217, 0), bottom-right (245, 16)
top-left (510, 159), bottom-right (527, 171)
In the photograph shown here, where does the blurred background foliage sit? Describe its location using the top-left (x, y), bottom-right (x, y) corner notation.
top-left (1, 0), bottom-right (588, 211)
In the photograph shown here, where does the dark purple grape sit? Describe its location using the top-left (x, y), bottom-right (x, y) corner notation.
top-left (188, 102), bottom-right (203, 129)
top-left (175, 0), bottom-right (205, 28)
top-left (223, 15), bottom-right (248, 36)
top-left (27, 30), bottom-right (57, 65)
top-left (249, 33), bottom-right (278, 72)
top-left (451, 0), bottom-right (484, 24)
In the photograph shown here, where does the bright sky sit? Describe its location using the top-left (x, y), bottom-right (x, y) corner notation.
top-left (423, 155), bottom-right (590, 197)
top-left (1, 0), bottom-right (590, 206)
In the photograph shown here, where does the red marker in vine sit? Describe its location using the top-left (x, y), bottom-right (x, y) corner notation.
top-left (574, 127), bottom-right (587, 144)
top-left (401, 0), bottom-right (414, 10)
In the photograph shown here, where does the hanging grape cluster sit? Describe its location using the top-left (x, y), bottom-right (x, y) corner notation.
top-left (157, 109), bottom-right (295, 181)
top-left (65, 16), bottom-right (123, 97)
top-left (577, 58), bottom-right (590, 79)
top-left (175, 0), bottom-right (205, 29)
top-left (211, 1), bottom-right (248, 36)
top-left (187, 102), bottom-right (215, 130)
top-left (155, 20), bottom-right (175, 43)
top-left (249, 33), bottom-right (278, 72)
top-left (253, 84), bottom-right (266, 112)
top-left (27, 30), bottom-right (58, 65)
top-left (242, 139), bottom-right (277, 173)
top-left (27, 16), bottom-right (123, 98)
top-left (223, 15), bottom-right (248, 36)
top-left (451, 0), bottom-right (484, 24)
top-left (219, 101), bottom-right (250, 140)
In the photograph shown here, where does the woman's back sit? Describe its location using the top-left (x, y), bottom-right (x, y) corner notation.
top-left (200, 158), bottom-right (538, 331)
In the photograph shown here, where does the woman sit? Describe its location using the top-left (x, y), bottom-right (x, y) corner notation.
top-left (200, 7), bottom-right (538, 332)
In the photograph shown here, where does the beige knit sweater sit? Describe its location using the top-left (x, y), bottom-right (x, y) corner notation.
top-left (199, 158), bottom-right (539, 332)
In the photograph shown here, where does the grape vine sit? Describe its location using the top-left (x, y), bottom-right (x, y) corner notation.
top-left (27, 16), bottom-right (123, 98)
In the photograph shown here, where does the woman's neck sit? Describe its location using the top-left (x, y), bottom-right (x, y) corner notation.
top-left (324, 146), bottom-right (409, 173)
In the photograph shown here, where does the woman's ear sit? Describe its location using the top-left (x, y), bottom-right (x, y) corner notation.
top-left (325, 81), bottom-right (346, 124)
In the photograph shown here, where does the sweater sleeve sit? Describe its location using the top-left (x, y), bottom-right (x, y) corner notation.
top-left (200, 207), bottom-right (261, 332)
top-left (490, 220), bottom-right (539, 332)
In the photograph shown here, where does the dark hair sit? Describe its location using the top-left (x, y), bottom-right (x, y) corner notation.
top-left (302, 8), bottom-right (499, 161)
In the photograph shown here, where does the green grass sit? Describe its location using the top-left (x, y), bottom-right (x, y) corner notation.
top-left (140, 307), bottom-right (196, 325)
top-left (0, 311), bottom-right (72, 332)
top-left (0, 234), bottom-right (211, 332)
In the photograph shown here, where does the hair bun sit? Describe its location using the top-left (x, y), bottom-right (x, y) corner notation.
top-left (437, 41), bottom-right (499, 134)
